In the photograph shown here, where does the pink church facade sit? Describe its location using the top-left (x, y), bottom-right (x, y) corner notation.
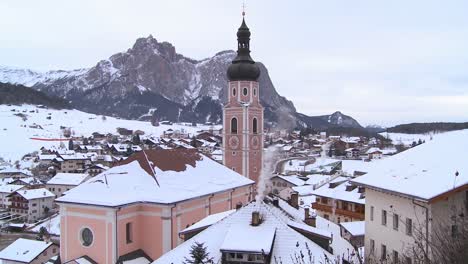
top-left (57, 150), bottom-right (254, 263)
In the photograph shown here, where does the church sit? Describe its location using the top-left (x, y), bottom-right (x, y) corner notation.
top-left (223, 15), bottom-right (264, 183)
top-left (57, 15), bottom-right (264, 263)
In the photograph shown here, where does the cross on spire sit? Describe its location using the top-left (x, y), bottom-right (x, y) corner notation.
top-left (242, 1), bottom-right (246, 17)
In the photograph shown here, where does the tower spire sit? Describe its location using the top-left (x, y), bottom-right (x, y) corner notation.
top-left (226, 9), bottom-right (260, 81)
top-left (242, 1), bottom-right (246, 17)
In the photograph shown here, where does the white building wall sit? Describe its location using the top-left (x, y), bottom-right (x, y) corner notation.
top-left (27, 197), bottom-right (55, 222)
top-left (364, 188), bottom-right (427, 262)
top-left (365, 188), bottom-right (468, 263)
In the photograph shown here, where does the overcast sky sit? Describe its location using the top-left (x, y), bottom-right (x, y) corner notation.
top-left (1, 0), bottom-right (467, 126)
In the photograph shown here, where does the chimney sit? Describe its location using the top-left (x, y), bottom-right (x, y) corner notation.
top-left (304, 209), bottom-right (317, 227)
top-left (251, 211), bottom-right (261, 226)
top-left (272, 197), bottom-right (279, 207)
top-left (290, 191), bottom-right (299, 209)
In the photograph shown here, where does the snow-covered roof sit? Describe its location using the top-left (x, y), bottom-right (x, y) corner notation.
top-left (153, 202), bottom-right (333, 264)
top-left (287, 220), bottom-right (332, 239)
top-left (305, 174), bottom-right (330, 186)
top-left (15, 188), bottom-right (55, 200)
top-left (12, 176), bottom-right (40, 185)
top-left (59, 153), bottom-right (89, 160)
top-left (366, 147), bottom-right (382, 154)
top-left (0, 184), bottom-right (24, 194)
top-left (180, 210), bottom-right (235, 235)
top-left (276, 198), bottom-right (363, 263)
top-left (47, 173), bottom-right (89, 186)
top-left (0, 238), bottom-right (54, 262)
top-left (275, 175), bottom-right (306, 186)
top-left (57, 150), bottom-right (254, 206)
top-left (30, 214), bottom-right (61, 236)
top-left (311, 180), bottom-right (365, 204)
top-left (122, 257), bottom-right (151, 264)
top-left (352, 130), bottom-right (468, 201)
top-left (340, 221), bottom-right (365, 236)
top-left (220, 225), bottom-right (276, 254)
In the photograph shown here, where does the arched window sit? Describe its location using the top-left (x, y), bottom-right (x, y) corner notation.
top-left (232, 88), bottom-right (236, 96)
top-left (254, 88), bottom-right (257, 96)
top-left (253, 118), bottom-right (258, 134)
top-left (243, 87), bottom-right (248, 96)
top-left (231, 117), bottom-right (238, 134)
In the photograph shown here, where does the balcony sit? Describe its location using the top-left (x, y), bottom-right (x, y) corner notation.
top-left (312, 203), bottom-right (364, 220)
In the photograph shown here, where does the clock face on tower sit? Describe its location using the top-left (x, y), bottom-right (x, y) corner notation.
top-left (229, 136), bottom-right (240, 149)
top-left (251, 136), bottom-right (260, 149)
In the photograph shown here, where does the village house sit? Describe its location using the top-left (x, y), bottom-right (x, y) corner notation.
top-left (311, 177), bottom-right (365, 224)
top-left (0, 238), bottom-right (59, 264)
top-left (366, 147), bottom-right (383, 160)
top-left (352, 130), bottom-right (468, 263)
top-left (270, 174), bottom-right (306, 195)
top-left (56, 149), bottom-right (254, 263)
top-left (154, 202), bottom-right (334, 264)
top-left (46, 173), bottom-right (90, 198)
top-left (0, 167), bottom-right (32, 179)
top-left (84, 164), bottom-right (109, 177)
top-left (8, 188), bottom-right (55, 223)
top-left (345, 148), bottom-right (361, 159)
top-left (9, 177), bottom-right (43, 188)
top-left (53, 153), bottom-right (90, 173)
top-left (340, 221), bottom-right (365, 248)
top-left (0, 184), bottom-right (25, 209)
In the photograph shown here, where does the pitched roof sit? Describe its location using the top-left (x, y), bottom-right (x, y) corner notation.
top-left (153, 203), bottom-right (334, 264)
top-left (352, 130), bottom-right (468, 201)
top-left (0, 238), bottom-right (54, 262)
top-left (57, 149), bottom-right (254, 206)
top-left (47, 173), bottom-right (89, 186)
top-left (0, 184), bottom-right (24, 194)
top-left (14, 188), bottom-right (55, 200)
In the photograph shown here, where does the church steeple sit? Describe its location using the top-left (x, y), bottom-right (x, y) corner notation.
top-left (227, 16), bottom-right (261, 81)
top-left (223, 10), bottom-right (264, 184)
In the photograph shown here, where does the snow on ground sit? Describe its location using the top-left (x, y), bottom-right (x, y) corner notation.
top-left (379, 132), bottom-right (435, 146)
top-left (29, 214), bottom-right (60, 236)
top-left (0, 104), bottom-right (220, 162)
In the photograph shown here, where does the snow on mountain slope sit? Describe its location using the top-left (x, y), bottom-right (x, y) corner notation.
top-left (0, 66), bottom-right (88, 87)
top-left (0, 104), bottom-right (220, 162)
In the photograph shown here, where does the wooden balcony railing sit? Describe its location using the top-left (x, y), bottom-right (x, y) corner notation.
top-left (312, 203), bottom-right (364, 220)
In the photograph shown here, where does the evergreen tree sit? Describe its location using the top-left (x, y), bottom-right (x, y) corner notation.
top-left (38, 226), bottom-right (49, 241)
top-left (183, 242), bottom-right (213, 264)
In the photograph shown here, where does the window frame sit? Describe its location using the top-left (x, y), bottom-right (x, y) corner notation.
top-left (230, 117), bottom-right (238, 134)
top-left (126, 222), bottom-right (133, 244)
top-left (406, 218), bottom-right (412, 236)
top-left (393, 213), bottom-right (399, 230)
top-left (382, 210), bottom-right (387, 226)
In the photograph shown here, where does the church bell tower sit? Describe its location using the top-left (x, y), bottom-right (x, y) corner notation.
top-left (223, 14), bottom-right (263, 183)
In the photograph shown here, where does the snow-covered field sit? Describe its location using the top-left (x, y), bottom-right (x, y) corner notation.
top-left (379, 132), bottom-right (435, 146)
top-left (0, 104), bottom-right (220, 162)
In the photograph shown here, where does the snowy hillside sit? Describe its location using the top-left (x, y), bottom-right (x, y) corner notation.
top-left (0, 104), bottom-right (220, 162)
top-left (379, 132), bottom-right (435, 146)
top-left (0, 66), bottom-right (87, 87)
